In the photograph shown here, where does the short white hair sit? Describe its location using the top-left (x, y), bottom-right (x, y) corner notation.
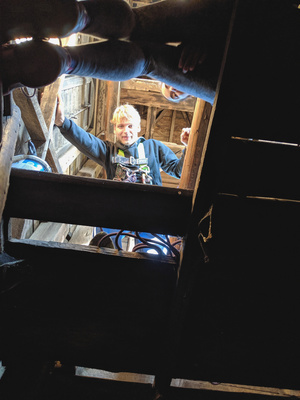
top-left (111, 104), bottom-right (141, 126)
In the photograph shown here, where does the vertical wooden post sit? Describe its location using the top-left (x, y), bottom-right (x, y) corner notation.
top-left (169, 110), bottom-right (177, 143)
top-left (179, 99), bottom-right (212, 190)
top-left (0, 103), bottom-right (21, 223)
top-left (105, 81), bottom-right (120, 142)
top-left (145, 106), bottom-right (157, 139)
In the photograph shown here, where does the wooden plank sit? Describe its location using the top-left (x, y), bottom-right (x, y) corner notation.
top-left (75, 367), bottom-right (300, 398)
top-left (145, 106), bottom-right (157, 139)
top-left (12, 88), bottom-right (62, 173)
top-left (121, 78), bottom-right (162, 93)
top-left (5, 169), bottom-right (193, 236)
top-left (40, 79), bottom-right (64, 131)
top-left (68, 225), bottom-right (94, 245)
top-left (105, 81), bottom-right (120, 141)
top-left (13, 88), bottom-right (48, 146)
top-left (179, 99), bottom-right (212, 190)
top-left (58, 145), bottom-right (81, 173)
top-left (160, 171), bottom-right (180, 188)
top-left (5, 236), bottom-right (178, 267)
top-left (0, 103), bottom-right (21, 223)
top-left (76, 158), bottom-right (103, 179)
top-left (29, 221), bottom-right (69, 243)
top-left (40, 78), bottom-right (66, 172)
top-left (120, 88), bottom-right (196, 113)
top-left (169, 110), bottom-right (177, 142)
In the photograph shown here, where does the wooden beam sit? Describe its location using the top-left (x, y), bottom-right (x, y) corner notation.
top-left (29, 221), bottom-right (69, 243)
top-left (12, 88), bottom-right (62, 173)
top-left (121, 78), bottom-right (162, 93)
top-left (169, 110), bottom-right (177, 143)
top-left (40, 78), bottom-right (66, 173)
top-left (93, 79), bottom-right (108, 136)
top-left (155, 109), bottom-right (168, 124)
top-left (121, 88), bottom-right (196, 113)
top-left (13, 88), bottom-right (48, 146)
top-left (105, 81), bottom-right (120, 141)
top-left (5, 169), bottom-right (193, 236)
top-left (5, 236), bottom-right (178, 268)
top-left (0, 103), bottom-right (21, 223)
top-left (145, 106), bottom-right (157, 139)
top-left (68, 225), bottom-right (94, 245)
top-left (179, 99), bottom-right (212, 190)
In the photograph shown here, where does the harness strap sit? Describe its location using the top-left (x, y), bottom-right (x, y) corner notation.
top-left (112, 155), bottom-right (148, 165)
top-left (113, 143), bottom-right (148, 166)
top-left (138, 142), bottom-right (146, 160)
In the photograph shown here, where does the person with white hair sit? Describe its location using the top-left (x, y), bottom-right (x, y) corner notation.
top-left (55, 97), bottom-right (190, 186)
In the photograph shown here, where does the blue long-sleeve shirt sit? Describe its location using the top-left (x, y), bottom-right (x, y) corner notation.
top-left (59, 118), bottom-right (185, 186)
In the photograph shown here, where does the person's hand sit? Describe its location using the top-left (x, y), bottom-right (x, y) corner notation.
top-left (55, 93), bottom-right (65, 127)
top-left (178, 44), bottom-right (206, 74)
top-left (180, 128), bottom-right (190, 146)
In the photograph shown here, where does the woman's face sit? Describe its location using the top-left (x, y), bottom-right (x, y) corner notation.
top-left (161, 83), bottom-right (189, 102)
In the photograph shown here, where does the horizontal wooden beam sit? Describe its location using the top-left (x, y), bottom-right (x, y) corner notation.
top-left (121, 78), bottom-right (162, 92)
top-left (120, 88), bottom-right (196, 113)
top-left (6, 237), bottom-right (177, 268)
top-left (5, 169), bottom-right (193, 236)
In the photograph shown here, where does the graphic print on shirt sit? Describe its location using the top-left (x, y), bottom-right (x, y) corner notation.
top-left (112, 144), bottom-right (152, 184)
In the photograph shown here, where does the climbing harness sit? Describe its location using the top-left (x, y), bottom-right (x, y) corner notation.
top-left (112, 142), bottom-right (152, 184)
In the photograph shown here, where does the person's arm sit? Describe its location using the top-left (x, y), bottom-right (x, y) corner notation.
top-left (55, 94), bottom-right (108, 165)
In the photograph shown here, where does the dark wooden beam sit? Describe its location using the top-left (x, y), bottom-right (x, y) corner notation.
top-left (6, 237), bottom-right (177, 268)
top-left (0, 104), bottom-right (22, 224)
top-left (5, 169), bottom-right (193, 236)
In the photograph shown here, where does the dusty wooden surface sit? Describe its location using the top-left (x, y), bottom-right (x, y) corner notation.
top-left (0, 102), bottom-right (21, 224)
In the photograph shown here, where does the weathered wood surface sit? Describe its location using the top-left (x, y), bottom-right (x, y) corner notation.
top-left (179, 99), bottom-right (212, 191)
top-left (13, 88), bottom-right (63, 173)
top-left (150, 108), bottom-right (193, 145)
top-left (29, 222), bottom-right (69, 243)
top-left (121, 88), bottom-right (196, 113)
top-left (5, 169), bottom-right (193, 236)
top-left (76, 158), bottom-right (104, 179)
top-left (58, 144), bottom-right (81, 173)
top-left (13, 88), bottom-right (48, 146)
top-left (68, 224), bottom-right (94, 245)
top-left (0, 103), bottom-right (21, 224)
top-left (105, 81), bottom-right (120, 141)
top-left (76, 367), bottom-right (300, 398)
top-left (6, 236), bottom-right (177, 265)
top-left (121, 78), bottom-right (162, 93)
top-left (145, 106), bottom-right (157, 139)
